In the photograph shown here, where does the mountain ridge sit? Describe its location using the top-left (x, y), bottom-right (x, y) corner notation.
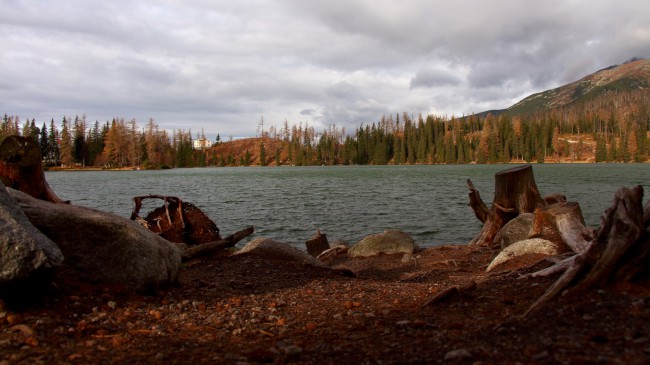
top-left (503, 58), bottom-right (650, 115)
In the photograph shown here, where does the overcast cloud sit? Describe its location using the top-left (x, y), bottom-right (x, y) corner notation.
top-left (1, 0), bottom-right (649, 138)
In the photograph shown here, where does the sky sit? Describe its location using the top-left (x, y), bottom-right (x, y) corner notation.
top-left (1, 1), bottom-right (649, 139)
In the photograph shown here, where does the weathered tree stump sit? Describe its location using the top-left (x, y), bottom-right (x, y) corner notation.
top-left (469, 165), bottom-right (545, 247)
top-left (525, 186), bottom-right (649, 317)
top-left (0, 135), bottom-right (66, 203)
top-left (305, 230), bottom-right (330, 257)
top-left (529, 202), bottom-right (592, 253)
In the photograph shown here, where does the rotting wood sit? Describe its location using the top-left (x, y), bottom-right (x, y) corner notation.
top-left (131, 195), bottom-right (220, 245)
top-left (469, 165), bottom-right (545, 247)
top-left (181, 226), bottom-right (255, 261)
top-left (0, 135), bottom-right (66, 203)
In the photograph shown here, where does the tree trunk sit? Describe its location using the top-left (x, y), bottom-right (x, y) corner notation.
top-left (470, 165), bottom-right (545, 247)
top-left (0, 135), bottom-right (66, 203)
top-left (529, 202), bottom-right (593, 253)
top-left (525, 186), bottom-right (649, 317)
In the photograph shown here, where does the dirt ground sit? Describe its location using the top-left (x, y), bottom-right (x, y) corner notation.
top-left (1, 243), bottom-right (649, 364)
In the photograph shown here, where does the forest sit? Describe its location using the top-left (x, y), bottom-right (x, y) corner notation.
top-left (1, 89), bottom-right (649, 169)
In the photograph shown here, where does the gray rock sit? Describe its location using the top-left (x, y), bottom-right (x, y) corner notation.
top-left (348, 230), bottom-right (417, 258)
top-left (494, 213), bottom-right (534, 249)
top-left (486, 238), bottom-right (562, 272)
top-left (0, 183), bottom-right (63, 291)
top-left (8, 189), bottom-right (181, 292)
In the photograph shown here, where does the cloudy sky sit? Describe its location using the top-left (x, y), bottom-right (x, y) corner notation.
top-left (1, 1), bottom-right (649, 138)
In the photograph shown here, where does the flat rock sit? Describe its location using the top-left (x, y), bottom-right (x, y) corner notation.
top-left (348, 230), bottom-right (417, 258)
top-left (8, 189), bottom-right (181, 292)
top-left (0, 183), bottom-right (63, 293)
top-left (487, 238), bottom-right (562, 272)
top-left (236, 238), bottom-right (326, 267)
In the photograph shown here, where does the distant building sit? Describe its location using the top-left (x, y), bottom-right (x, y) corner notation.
top-left (193, 138), bottom-right (212, 149)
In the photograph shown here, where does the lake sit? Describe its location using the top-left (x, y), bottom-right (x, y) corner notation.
top-left (45, 164), bottom-right (650, 249)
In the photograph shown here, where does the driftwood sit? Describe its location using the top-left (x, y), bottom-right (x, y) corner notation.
top-left (469, 165), bottom-right (545, 247)
top-left (181, 226), bottom-right (254, 261)
top-left (524, 186), bottom-right (649, 317)
top-left (0, 135), bottom-right (66, 203)
top-left (131, 195), bottom-right (221, 245)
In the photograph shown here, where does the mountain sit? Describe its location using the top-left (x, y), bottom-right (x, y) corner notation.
top-left (505, 58), bottom-right (650, 115)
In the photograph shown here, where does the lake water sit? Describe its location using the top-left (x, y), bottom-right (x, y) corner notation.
top-left (45, 164), bottom-right (649, 249)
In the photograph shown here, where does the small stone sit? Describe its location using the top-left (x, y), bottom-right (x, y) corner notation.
top-left (444, 348), bottom-right (472, 361)
top-left (283, 345), bottom-right (303, 358)
top-left (107, 301), bottom-right (116, 309)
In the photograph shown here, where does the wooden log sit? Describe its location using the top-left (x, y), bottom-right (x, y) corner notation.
top-left (470, 165), bottom-right (545, 247)
top-left (181, 226), bottom-right (254, 261)
top-left (0, 135), bottom-right (66, 203)
top-left (529, 202), bottom-right (593, 253)
top-left (467, 179), bottom-right (489, 223)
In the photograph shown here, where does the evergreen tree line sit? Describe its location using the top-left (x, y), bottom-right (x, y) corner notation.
top-left (2, 89), bottom-right (649, 168)
top-left (242, 89), bottom-right (649, 166)
top-left (0, 115), bottom-right (208, 168)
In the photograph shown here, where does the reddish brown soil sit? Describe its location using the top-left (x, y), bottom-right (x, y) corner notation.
top-left (1, 244), bottom-right (649, 364)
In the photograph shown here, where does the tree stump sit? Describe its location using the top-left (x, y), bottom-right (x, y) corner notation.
top-left (0, 135), bottom-right (66, 203)
top-left (470, 165), bottom-right (545, 247)
top-left (305, 230), bottom-right (330, 257)
top-left (525, 185), bottom-right (649, 317)
top-left (529, 202), bottom-right (592, 253)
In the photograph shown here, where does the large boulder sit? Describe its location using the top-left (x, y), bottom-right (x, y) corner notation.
top-left (0, 183), bottom-right (63, 293)
top-left (486, 238), bottom-right (564, 272)
top-left (348, 230), bottom-right (417, 258)
top-left (493, 213), bottom-right (534, 249)
top-left (8, 189), bottom-right (181, 292)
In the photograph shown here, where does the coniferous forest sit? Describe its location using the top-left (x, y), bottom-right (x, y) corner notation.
top-left (2, 89), bottom-right (649, 169)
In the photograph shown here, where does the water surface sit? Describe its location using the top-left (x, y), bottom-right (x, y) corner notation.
top-left (45, 164), bottom-right (650, 248)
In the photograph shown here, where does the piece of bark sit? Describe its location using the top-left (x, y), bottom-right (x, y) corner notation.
top-left (421, 281), bottom-right (477, 307)
top-left (181, 226), bottom-right (254, 261)
top-left (467, 179), bottom-right (489, 223)
top-left (305, 230), bottom-right (330, 257)
top-left (470, 165), bottom-right (545, 247)
top-left (529, 202), bottom-right (592, 253)
top-left (0, 135), bottom-right (66, 203)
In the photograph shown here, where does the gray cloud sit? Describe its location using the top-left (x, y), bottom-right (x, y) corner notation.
top-left (410, 68), bottom-right (462, 89)
top-left (1, 0), bottom-right (649, 138)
